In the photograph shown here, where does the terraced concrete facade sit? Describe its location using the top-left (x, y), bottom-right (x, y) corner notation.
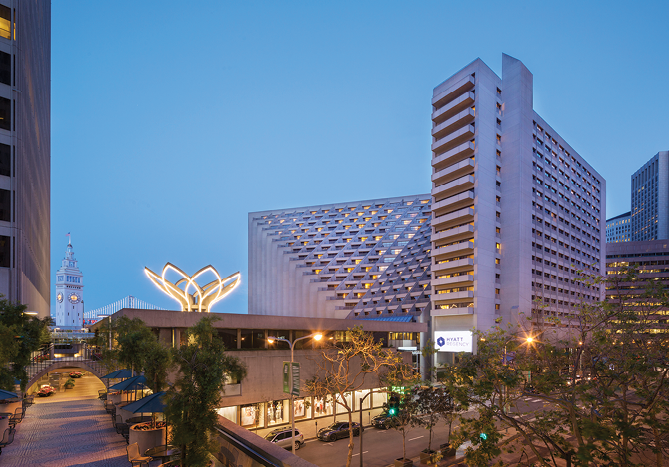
top-left (248, 195), bottom-right (432, 322)
top-left (430, 54), bottom-right (606, 361)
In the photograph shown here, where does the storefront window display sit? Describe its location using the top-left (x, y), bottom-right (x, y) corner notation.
top-left (241, 403), bottom-right (264, 428)
top-left (354, 390), bottom-right (371, 411)
top-left (336, 392), bottom-right (353, 414)
top-left (313, 396), bottom-right (334, 418)
top-left (373, 391), bottom-right (387, 408)
top-left (267, 399), bottom-right (289, 425)
top-left (293, 397), bottom-right (309, 421)
top-left (217, 406), bottom-right (238, 423)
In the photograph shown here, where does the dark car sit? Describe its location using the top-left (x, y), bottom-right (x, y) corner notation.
top-left (317, 421), bottom-right (362, 442)
top-left (371, 412), bottom-right (396, 429)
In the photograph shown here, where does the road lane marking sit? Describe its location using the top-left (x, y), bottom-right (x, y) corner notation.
top-left (352, 451), bottom-right (368, 457)
top-left (408, 436), bottom-right (424, 441)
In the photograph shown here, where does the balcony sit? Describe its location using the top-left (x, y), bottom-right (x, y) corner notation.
top-left (431, 306), bottom-right (474, 316)
top-left (432, 124), bottom-right (475, 156)
top-left (432, 108), bottom-right (476, 140)
top-left (432, 274), bottom-right (474, 288)
top-left (432, 158), bottom-right (475, 187)
top-left (432, 240), bottom-right (474, 261)
top-left (433, 206), bottom-right (474, 230)
top-left (433, 290), bottom-right (474, 305)
top-left (432, 141), bottom-right (475, 171)
top-left (432, 258), bottom-right (474, 274)
top-left (432, 175), bottom-right (475, 201)
top-left (432, 224), bottom-right (474, 244)
top-left (432, 91), bottom-right (475, 124)
top-left (432, 75), bottom-right (475, 109)
top-left (432, 191), bottom-right (474, 216)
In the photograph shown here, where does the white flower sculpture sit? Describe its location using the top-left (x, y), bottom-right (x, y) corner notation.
top-left (144, 263), bottom-right (240, 312)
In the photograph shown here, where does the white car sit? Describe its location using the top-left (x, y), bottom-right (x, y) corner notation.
top-left (264, 428), bottom-right (304, 450)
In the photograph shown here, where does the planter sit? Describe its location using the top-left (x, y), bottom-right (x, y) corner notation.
top-left (128, 423), bottom-right (168, 454)
top-left (116, 402), bottom-right (135, 423)
top-left (108, 392), bottom-right (122, 405)
top-left (394, 458), bottom-right (413, 467)
top-left (419, 449), bottom-right (440, 465)
top-left (439, 443), bottom-right (456, 458)
top-left (64, 384), bottom-right (74, 389)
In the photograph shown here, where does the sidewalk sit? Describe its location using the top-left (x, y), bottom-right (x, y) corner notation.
top-left (1, 372), bottom-right (130, 466)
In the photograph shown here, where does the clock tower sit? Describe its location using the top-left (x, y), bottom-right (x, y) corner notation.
top-left (55, 239), bottom-right (84, 327)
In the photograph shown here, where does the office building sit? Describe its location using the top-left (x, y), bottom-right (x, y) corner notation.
top-left (0, 1), bottom-right (50, 317)
top-left (429, 54), bottom-right (605, 363)
top-left (631, 151), bottom-right (669, 241)
top-left (249, 195), bottom-right (432, 322)
top-left (606, 211), bottom-right (631, 243)
top-left (605, 240), bottom-right (669, 333)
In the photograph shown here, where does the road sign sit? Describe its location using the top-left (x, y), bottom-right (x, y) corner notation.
top-left (291, 362), bottom-right (300, 396)
top-left (283, 362), bottom-right (290, 394)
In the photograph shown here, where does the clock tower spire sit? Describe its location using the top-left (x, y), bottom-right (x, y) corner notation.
top-left (55, 236), bottom-right (84, 327)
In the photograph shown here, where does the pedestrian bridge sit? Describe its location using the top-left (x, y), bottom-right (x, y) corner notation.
top-left (26, 343), bottom-right (112, 390)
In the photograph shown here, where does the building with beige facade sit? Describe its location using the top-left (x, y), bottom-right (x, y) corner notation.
top-left (429, 54), bottom-right (606, 364)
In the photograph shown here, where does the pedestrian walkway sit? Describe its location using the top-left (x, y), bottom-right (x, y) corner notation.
top-left (1, 370), bottom-right (129, 466)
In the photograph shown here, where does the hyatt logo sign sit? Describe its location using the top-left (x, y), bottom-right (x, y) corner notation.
top-left (434, 331), bottom-right (473, 353)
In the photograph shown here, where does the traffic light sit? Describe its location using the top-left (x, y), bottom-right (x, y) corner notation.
top-left (388, 392), bottom-right (400, 416)
top-left (479, 433), bottom-right (488, 441)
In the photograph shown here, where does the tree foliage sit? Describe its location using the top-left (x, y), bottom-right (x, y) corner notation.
top-left (305, 326), bottom-right (418, 467)
top-left (165, 316), bottom-right (247, 467)
top-left (440, 267), bottom-right (669, 467)
top-left (0, 296), bottom-right (52, 391)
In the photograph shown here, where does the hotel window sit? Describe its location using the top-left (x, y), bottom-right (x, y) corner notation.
top-left (0, 235), bottom-right (9, 267)
top-left (0, 97), bottom-right (10, 131)
top-left (0, 188), bottom-right (9, 221)
top-left (0, 51), bottom-right (9, 86)
top-left (0, 6), bottom-right (11, 41)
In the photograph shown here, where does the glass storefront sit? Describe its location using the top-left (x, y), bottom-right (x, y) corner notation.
top-left (313, 396), bottom-right (334, 417)
top-left (267, 399), bottom-right (289, 426)
top-left (217, 387), bottom-right (387, 429)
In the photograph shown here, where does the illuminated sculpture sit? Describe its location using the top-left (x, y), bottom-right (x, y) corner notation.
top-left (144, 263), bottom-right (240, 312)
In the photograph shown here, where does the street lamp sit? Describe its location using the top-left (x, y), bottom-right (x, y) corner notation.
top-left (267, 332), bottom-right (322, 455)
top-left (358, 388), bottom-right (384, 467)
top-left (97, 315), bottom-right (112, 350)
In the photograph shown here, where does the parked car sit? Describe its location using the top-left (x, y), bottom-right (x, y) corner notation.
top-left (317, 421), bottom-right (362, 442)
top-left (371, 412), bottom-right (397, 429)
top-left (264, 428), bottom-right (304, 450)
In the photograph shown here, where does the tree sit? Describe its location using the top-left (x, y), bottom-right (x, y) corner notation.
top-left (386, 389), bottom-right (421, 464)
top-left (442, 266), bottom-right (669, 467)
top-left (0, 296), bottom-right (52, 391)
top-left (165, 316), bottom-right (247, 467)
top-left (305, 326), bottom-right (417, 467)
top-left (414, 386), bottom-right (453, 457)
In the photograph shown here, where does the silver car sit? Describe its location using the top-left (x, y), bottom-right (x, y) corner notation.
top-left (264, 428), bottom-right (304, 450)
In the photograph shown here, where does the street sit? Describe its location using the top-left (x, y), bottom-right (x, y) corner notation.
top-left (295, 397), bottom-right (549, 466)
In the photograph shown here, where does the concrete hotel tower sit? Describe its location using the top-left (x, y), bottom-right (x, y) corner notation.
top-left (429, 55), bottom-right (606, 366)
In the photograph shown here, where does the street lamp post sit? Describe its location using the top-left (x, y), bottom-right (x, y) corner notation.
top-left (358, 388), bottom-right (384, 467)
top-left (267, 332), bottom-right (323, 455)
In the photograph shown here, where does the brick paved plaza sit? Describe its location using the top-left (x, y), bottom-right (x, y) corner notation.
top-left (1, 369), bottom-right (130, 467)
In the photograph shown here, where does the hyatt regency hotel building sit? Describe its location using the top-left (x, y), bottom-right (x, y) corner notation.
top-left (249, 54), bottom-right (606, 372)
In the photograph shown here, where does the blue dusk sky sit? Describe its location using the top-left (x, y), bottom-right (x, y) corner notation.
top-left (51, 1), bottom-right (669, 316)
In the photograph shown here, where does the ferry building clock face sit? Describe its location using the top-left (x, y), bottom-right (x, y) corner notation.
top-left (68, 293), bottom-right (81, 304)
top-left (57, 292), bottom-right (63, 302)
